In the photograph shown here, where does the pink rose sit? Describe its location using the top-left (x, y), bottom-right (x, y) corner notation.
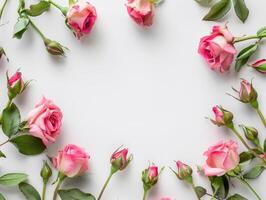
top-left (7, 71), bottom-right (25, 99)
top-left (126, 0), bottom-right (155, 26)
top-left (66, 1), bottom-right (97, 39)
top-left (53, 144), bottom-right (89, 177)
top-left (211, 106), bottom-right (233, 127)
top-left (161, 198), bottom-right (171, 200)
top-left (251, 59), bottom-right (266, 74)
top-left (202, 140), bottom-right (239, 176)
top-left (198, 25), bottom-right (237, 73)
top-left (111, 147), bottom-right (132, 171)
top-left (238, 79), bottom-right (257, 103)
top-left (27, 97), bottom-right (63, 146)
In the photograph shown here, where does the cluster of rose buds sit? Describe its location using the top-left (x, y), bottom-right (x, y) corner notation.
top-left (199, 24), bottom-right (266, 74)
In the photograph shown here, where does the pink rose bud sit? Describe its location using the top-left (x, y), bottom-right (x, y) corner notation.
top-left (142, 165), bottom-right (159, 191)
top-left (7, 71), bottom-right (25, 99)
top-left (211, 106), bottom-right (233, 127)
top-left (198, 24), bottom-right (237, 73)
top-left (53, 144), bottom-right (89, 178)
top-left (126, 0), bottom-right (155, 27)
top-left (238, 79), bottom-right (258, 105)
top-left (27, 97), bottom-right (63, 146)
top-left (251, 59), bottom-right (266, 74)
top-left (110, 147), bottom-right (132, 171)
top-left (175, 161), bottom-right (193, 181)
top-left (66, 1), bottom-right (97, 39)
top-left (202, 140), bottom-right (239, 177)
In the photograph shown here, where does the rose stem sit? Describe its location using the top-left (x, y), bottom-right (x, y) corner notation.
top-left (255, 108), bottom-right (266, 127)
top-left (236, 177), bottom-right (262, 200)
top-left (48, 0), bottom-right (67, 16)
top-left (28, 19), bottom-right (47, 41)
top-left (42, 181), bottom-right (47, 200)
top-left (233, 35), bottom-right (266, 44)
top-left (52, 178), bottom-right (63, 200)
top-left (0, 139), bottom-right (9, 147)
top-left (97, 171), bottom-right (115, 200)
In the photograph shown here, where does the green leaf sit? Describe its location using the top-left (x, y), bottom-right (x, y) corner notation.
top-left (2, 103), bottom-right (21, 138)
top-left (58, 188), bottom-right (96, 200)
top-left (237, 44), bottom-right (258, 60)
top-left (203, 0), bottom-right (231, 21)
top-left (195, 186), bottom-right (207, 198)
top-left (233, 0), bottom-right (249, 23)
top-left (10, 134), bottom-right (46, 155)
top-left (13, 17), bottom-right (30, 39)
top-left (195, 0), bottom-right (212, 6)
top-left (25, 1), bottom-right (50, 17)
top-left (243, 165), bottom-right (265, 179)
top-left (257, 27), bottom-right (266, 37)
top-left (227, 194), bottom-right (248, 200)
top-left (239, 151), bottom-right (253, 163)
top-left (0, 173), bottom-right (27, 186)
top-left (235, 44), bottom-right (258, 72)
top-left (0, 193), bottom-right (6, 200)
top-left (210, 176), bottom-right (229, 199)
top-left (19, 182), bottom-right (41, 200)
top-left (0, 151), bottom-right (6, 158)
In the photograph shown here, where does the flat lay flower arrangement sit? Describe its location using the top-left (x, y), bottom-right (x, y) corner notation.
top-left (1, 0), bottom-right (266, 199)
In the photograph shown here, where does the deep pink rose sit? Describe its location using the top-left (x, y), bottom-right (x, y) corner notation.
top-left (148, 165), bottom-right (158, 180)
top-left (27, 97), bottom-right (63, 146)
top-left (251, 59), bottom-right (266, 74)
top-left (8, 71), bottom-right (23, 88)
top-left (198, 25), bottom-right (237, 73)
top-left (202, 140), bottom-right (239, 176)
top-left (126, 0), bottom-right (155, 26)
top-left (7, 71), bottom-right (25, 99)
top-left (111, 148), bottom-right (132, 171)
top-left (53, 144), bottom-right (89, 177)
top-left (66, 1), bottom-right (97, 39)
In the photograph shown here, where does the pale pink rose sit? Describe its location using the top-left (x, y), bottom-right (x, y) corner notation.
top-left (66, 1), bottom-right (97, 39)
top-left (53, 144), bottom-right (89, 177)
top-left (198, 25), bottom-right (237, 73)
top-left (238, 79), bottom-right (257, 103)
top-left (251, 59), bottom-right (266, 74)
top-left (175, 161), bottom-right (192, 180)
top-left (126, 0), bottom-right (155, 26)
top-left (202, 140), bottom-right (239, 176)
top-left (27, 97), bottom-right (63, 146)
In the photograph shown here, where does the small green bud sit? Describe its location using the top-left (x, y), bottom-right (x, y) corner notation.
top-left (44, 39), bottom-right (65, 56)
top-left (242, 125), bottom-right (258, 141)
top-left (40, 161), bottom-right (52, 183)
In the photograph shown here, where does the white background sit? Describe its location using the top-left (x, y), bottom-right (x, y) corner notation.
top-left (0, 0), bottom-right (266, 199)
